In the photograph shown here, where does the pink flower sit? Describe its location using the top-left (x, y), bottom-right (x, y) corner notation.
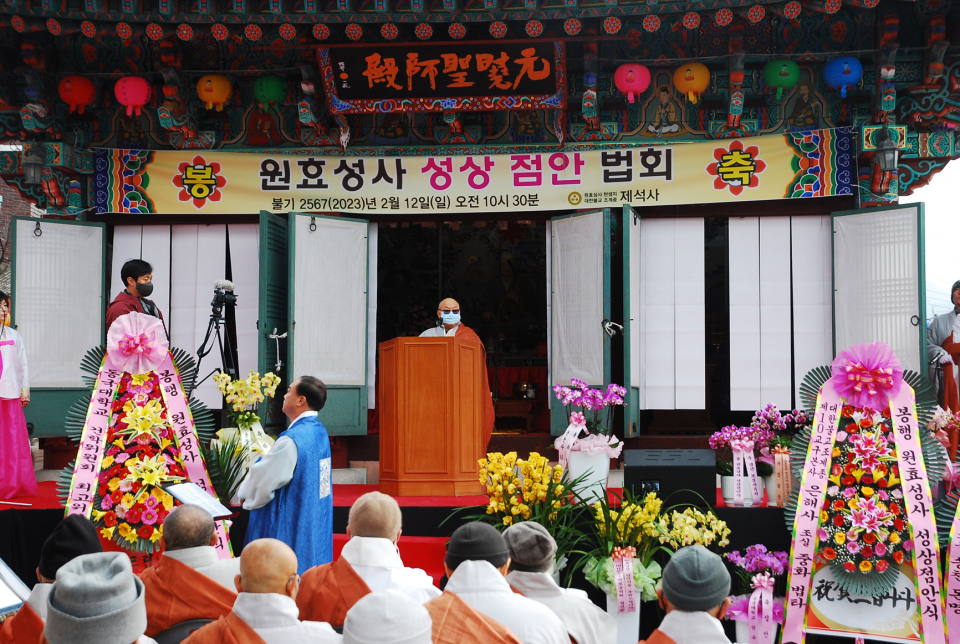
top-left (115, 505), bottom-right (127, 520)
top-left (144, 496), bottom-right (159, 509)
top-left (115, 453), bottom-right (130, 463)
top-left (141, 508), bottom-right (159, 526)
top-left (830, 342), bottom-right (903, 409)
top-left (874, 541), bottom-right (887, 557)
top-left (101, 496), bottom-right (114, 510)
top-left (846, 541), bottom-right (860, 554)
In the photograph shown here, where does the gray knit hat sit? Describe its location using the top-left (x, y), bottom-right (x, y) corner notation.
top-left (661, 545), bottom-right (730, 612)
top-left (44, 552), bottom-right (147, 644)
top-left (445, 522), bottom-right (509, 570)
top-left (343, 590), bottom-right (433, 644)
top-left (503, 521), bottom-right (557, 573)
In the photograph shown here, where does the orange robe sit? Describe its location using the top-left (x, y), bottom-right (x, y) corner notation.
top-left (140, 555), bottom-right (237, 637)
top-left (0, 603), bottom-right (43, 644)
top-left (295, 557), bottom-right (372, 627)
top-left (638, 630), bottom-right (678, 644)
top-left (425, 591), bottom-right (524, 644)
top-left (455, 324), bottom-right (496, 450)
top-left (181, 611), bottom-right (267, 644)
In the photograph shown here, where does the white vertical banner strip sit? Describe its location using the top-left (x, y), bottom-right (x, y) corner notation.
top-left (759, 216), bottom-right (793, 409)
top-left (790, 216), bottom-right (834, 404)
top-left (111, 226), bottom-right (142, 296)
top-left (367, 222), bottom-right (378, 409)
top-left (728, 217), bottom-right (761, 411)
top-left (545, 219), bottom-right (552, 409)
top-left (227, 224), bottom-right (260, 380)
top-left (140, 226), bottom-right (172, 324)
top-left (551, 213), bottom-right (605, 385)
top-left (674, 218), bottom-right (705, 409)
top-left (169, 225), bottom-right (200, 363)
top-left (192, 225), bottom-right (227, 409)
top-left (640, 218), bottom-right (676, 409)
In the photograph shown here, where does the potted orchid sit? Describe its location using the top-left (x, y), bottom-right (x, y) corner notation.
top-left (553, 379), bottom-right (626, 502)
top-left (210, 371), bottom-right (281, 487)
top-left (709, 424), bottom-right (774, 507)
top-left (723, 545), bottom-right (789, 644)
top-left (752, 405), bottom-right (809, 504)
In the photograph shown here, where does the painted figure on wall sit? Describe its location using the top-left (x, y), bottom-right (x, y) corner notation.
top-left (787, 81), bottom-right (822, 130)
top-left (646, 86), bottom-right (681, 136)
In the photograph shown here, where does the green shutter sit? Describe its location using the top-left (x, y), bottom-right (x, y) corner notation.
top-left (258, 211), bottom-right (290, 434)
top-left (288, 213), bottom-right (369, 436)
top-left (549, 209), bottom-right (613, 435)
top-left (622, 204), bottom-right (639, 437)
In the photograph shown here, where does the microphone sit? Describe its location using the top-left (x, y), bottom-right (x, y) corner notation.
top-left (215, 279), bottom-right (235, 292)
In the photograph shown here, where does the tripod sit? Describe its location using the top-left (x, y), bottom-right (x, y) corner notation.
top-left (195, 303), bottom-right (238, 389)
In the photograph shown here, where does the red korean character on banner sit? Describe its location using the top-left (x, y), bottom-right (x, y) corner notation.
top-left (422, 157), bottom-right (453, 190)
top-left (510, 154), bottom-right (542, 187)
top-left (548, 152), bottom-right (585, 185)
top-left (460, 156), bottom-right (495, 189)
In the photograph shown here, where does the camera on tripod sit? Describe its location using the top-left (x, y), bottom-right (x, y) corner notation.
top-left (211, 279), bottom-right (238, 318)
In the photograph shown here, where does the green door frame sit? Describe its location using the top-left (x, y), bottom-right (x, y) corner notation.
top-left (288, 212), bottom-right (370, 436)
top-left (11, 216), bottom-right (106, 438)
top-left (258, 211), bottom-right (290, 433)
top-left (622, 204), bottom-right (639, 437)
top-left (549, 209), bottom-right (612, 436)
top-left (831, 203), bottom-right (926, 375)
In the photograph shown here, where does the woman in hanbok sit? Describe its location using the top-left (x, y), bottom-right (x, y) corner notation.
top-left (0, 290), bottom-right (37, 498)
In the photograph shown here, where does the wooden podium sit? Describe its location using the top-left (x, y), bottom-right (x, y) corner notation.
top-left (379, 337), bottom-right (485, 496)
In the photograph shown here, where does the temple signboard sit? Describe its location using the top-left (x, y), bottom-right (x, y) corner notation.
top-left (318, 40), bottom-right (566, 114)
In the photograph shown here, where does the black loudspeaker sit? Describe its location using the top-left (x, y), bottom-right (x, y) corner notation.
top-left (623, 449), bottom-right (716, 508)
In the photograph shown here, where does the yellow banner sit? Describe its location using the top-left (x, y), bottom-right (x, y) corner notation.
top-left (93, 128), bottom-right (854, 215)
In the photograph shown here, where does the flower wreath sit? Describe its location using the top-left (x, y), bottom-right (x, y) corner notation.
top-left (785, 361), bottom-right (947, 596)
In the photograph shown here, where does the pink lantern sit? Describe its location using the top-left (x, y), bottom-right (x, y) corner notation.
top-left (114, 77), bottom-right (151, 117)
top-left (614, 64), bottom-right (651, 103)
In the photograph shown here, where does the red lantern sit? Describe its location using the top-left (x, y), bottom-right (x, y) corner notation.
top-left (114, 77), bottom-right (151, 117)
top-left (58, 76), bottom-right (96, 114)
top-left (614, 64), bottom-right (651, 103)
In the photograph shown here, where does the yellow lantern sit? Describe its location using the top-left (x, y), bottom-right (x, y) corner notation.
top-left (195, 74), bottom-right (232, 111)
top-left (672, 63), bottom-right (710, 104)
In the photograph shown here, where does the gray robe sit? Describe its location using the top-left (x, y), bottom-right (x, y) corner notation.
top-left (927, 309), bottom-right (960, 387)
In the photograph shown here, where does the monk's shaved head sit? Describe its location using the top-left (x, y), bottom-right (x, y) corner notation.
top-left (239, 538), bottom-right (298, 594)
top-left (348, 491), bottom-right (402, 541)
top-left (438, 298), bottom-right (459, 311)
top-left (162, 504), bottom-right (215, 551)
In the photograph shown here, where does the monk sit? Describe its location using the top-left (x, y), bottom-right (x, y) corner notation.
top-left (140, 505), bottom-right (239, 637)
top-left (425, 591), bottom-right (524, 644)
top-left (419, 297), bottom-right (495, 448)
top-left (183, 539), bottom-right (339, 644)
top-left (296, 491), bottom-right (439, 625)
top-left (0, 515), bottom-right (102, 644)
top-left (928, 279), bottom-right (960, 459)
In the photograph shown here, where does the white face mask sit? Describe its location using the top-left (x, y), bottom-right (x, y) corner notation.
top-left (441, 312), bottom-right (461, 325)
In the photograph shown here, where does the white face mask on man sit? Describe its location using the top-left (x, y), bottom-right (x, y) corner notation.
top-left (441, 311), bottom-right (461, 325)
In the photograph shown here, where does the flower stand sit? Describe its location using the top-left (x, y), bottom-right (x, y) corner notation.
top-left (721, 475), bottom-right (760, 506)
top-left (566, 450), bottom-right (610, 503)
top-left (606, 594), bottom-right (640, 644)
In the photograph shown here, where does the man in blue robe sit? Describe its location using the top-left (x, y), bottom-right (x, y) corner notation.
top-left (238, 375), bottom-right (333, 573)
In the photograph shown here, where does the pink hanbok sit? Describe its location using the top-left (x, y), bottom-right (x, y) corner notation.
top-left (0, 324), bottom-right (36, 498)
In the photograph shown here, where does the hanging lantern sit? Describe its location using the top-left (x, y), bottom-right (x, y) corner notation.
top-left (824, 56), bottom-right (863, 98)
top-left (254, 75), bottom-right (288, 110)
top-left (673, 62), bottom-right (710, 104)
top-left (196, 74), bottom-right (232, 111)
top-left (114, 77), bottom-right (151, 117)
top-left (762, 60), bottom-right (800, 100)
top-left (58, 75), bottom-right (96, 114)
top-left (613, 64), bottom-right (651, 104)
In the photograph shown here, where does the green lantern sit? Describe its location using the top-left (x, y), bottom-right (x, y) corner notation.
top-left (253, 74), bottom-right (288, 110)
top-left (762, 60), bottom-right (800, 100)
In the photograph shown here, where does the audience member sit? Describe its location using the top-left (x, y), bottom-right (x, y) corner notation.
top-left (140, 504), bottom-right (239, 636)
top-left (43, 552), bottom-right (156, 644)
top-left (298, 491), bottom-right (439, 625)
top-left (441, 522), bottom-right (568, 644)
top-left (0, 515), bottom-right (102, 644)
top-left (639, 545), bottom-right (732, 644)
top-left (183, 538), bottom-right (340, 644)
top-left (342, 590), bottom-right (432, 644)
top-left (504, 522), bottom-right (615, 644)
top-left (424, 589), bottom-right (522, 644)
